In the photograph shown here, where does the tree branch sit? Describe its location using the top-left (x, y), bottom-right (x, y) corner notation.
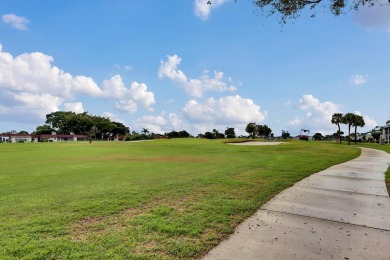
top-left (303, 0), bottom-right (322, 4)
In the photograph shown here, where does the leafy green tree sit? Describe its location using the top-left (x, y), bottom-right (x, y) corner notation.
top-left (132, 131), bottom-right (141, 140)
top-left (256, 124), bottom-right (272, 138)
top-left (112, 122), bottom-right (130, 135)
top-left (46, 111), bottom-right (75, 134)
top-left (166, 130), bottom-right (191, 138)
top-left (179, 130), bottom-right (190, 138)
top-left (312, 132), bottom-right (323, 140)
top-left (33, 125), bottom-right (54, 135)
top-left (331, 113), bottom-right (343, 144)
top-left (225, 127), bottom-right (236, 138)
top-left (281, 130), bottom-right (290, 139)
top-left (343, 113), bottom-right (356, 145)
top-left (18, 130), bottom-right (29, 134)
top-left (245, 123), bottom-right (256, 138)
top-left (204, 132), bottom-right (215, 139)
top-left (352, 115), bottom-right (365, 144)
top-left (166, 131), bottom-right (179, 138)
top-left (252, 0), bottom-right (386, 24)
top-left (212, 129), bottom-right (218, 138)
top-left (216, 132), bottom-right (225, 138)
top-left (45, 111), bottom-right (129, 136)
top-left (372, 131), bottom-right (380, 142)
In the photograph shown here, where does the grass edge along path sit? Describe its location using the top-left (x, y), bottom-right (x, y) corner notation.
top-left (0, 140), bottom-right (360, 259)
top-left (359, 144), bottom-right (390, 195)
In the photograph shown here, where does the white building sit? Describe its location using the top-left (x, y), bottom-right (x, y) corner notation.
top-left (0, 133), bottom-right (89, 143)
top-left (380, 123), bottom-right (390, 144)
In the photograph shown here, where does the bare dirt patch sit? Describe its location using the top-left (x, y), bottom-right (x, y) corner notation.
top-left (70, 195), bottom-right (197, 241)
top-left (71, 216), bottom-right (106, 241)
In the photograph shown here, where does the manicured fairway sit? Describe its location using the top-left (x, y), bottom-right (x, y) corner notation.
top-left (0, 139), bottom-right (360, 259)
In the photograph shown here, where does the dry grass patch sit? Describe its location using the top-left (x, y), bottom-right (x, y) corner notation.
top-left (70, 194), bottom-right (198, 242)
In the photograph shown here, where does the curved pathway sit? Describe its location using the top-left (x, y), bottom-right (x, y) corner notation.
top-left (204, 148), bottom-right (390, 259)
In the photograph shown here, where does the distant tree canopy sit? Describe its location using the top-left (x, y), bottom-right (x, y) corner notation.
top-left (371, 130), bottom-right (380, 141)
top-left (281, 130), bottom-right (290, 139)
top-left (165, 130), bottom-right (191, 138)
top-left (42, 111), bottom-right (129, 138)
top-left (245, 123), bottom-right (273, 138)
top-left (198, 129), bottom-right (225, 139)
top-left (312, 132), bottom-right (323, 140)
top-left (33, 125), bottom-right (53, 135)
top-left (245, 123), bottom-right (257, 138)
top-left (225, 127), bottom-right (236, 138)
top-left (209, 0), bottom-right (387, 23)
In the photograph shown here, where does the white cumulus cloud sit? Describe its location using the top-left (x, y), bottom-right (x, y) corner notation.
top-left (158, 54), bottom-right (236, 97)
top-left (0, 45), bottom-right (102, 98)
top-left (102, 75), bottom-right (155, 112)
top-left (131, 95), bottom-right (266, 136)
top-left (0, 44), bottom-right (156, 125)
top-left (0, 91), bottom-right (63, 123)
top-left (115, 100), bottom-right (138, 113)
top-left (288, 94), bottom-right (341, 134)
top-left (158, 55), bottom-right (187, 83)
top-left (362, 115), bottom-right (378, 129)
top-left (350, 74), bottom-right (368, 85)
top-left (101, 112), bottom-right (126, 124)
top-left (63, 102), bottom-right (84, 113)
top-left (354, 111), bottom-right (378, 129)
top-left (194, 0), bottom-right (230, 20)
top-left (288, 95), bottom-right (378, 135)
top-left (183, 95), bottom-right (266, 125)
top-left (133, 113), bottom-right (187, 134)
top-left (2, 13), bottom-right (29, 30)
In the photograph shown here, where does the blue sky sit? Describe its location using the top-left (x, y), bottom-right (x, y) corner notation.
top-left (1, 0), bottom-right (389, 136)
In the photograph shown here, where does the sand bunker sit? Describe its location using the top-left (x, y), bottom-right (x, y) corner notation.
top-left (229, 141), bottom-right (283, 146)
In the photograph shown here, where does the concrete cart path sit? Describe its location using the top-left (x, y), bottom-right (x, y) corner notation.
top-left (203, 148), bottom-right (390, 260)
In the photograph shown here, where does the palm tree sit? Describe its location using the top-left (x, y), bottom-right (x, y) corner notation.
top-left (343, 113), bottom-right (356, 145)
top-left (141, 128), bottom-right (149, 135)
top-left (331, 113), bottom-right (343, 144)
top-left (353, 115), bottom-right (365, 144)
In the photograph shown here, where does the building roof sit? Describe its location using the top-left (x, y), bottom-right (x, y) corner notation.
top-left (0, 133), bottom-right (88, 138)
top-left (380, 124), bottom-right (390, 129)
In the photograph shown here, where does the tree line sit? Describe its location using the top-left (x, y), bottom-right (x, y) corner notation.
top-left (5, 110), bottom-right (384, 144)
top-left (3, 113), bottom-right (276, 141)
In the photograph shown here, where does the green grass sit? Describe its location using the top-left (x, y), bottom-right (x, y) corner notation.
top-left (0, 139), bottom-right (360, 259)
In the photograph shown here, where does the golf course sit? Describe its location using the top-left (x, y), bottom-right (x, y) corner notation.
top-left (1, 139), bottom-right (388, 259)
